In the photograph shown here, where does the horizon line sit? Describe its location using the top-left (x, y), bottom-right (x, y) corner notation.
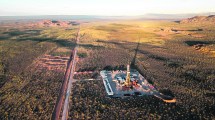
top-left (0, 12), bottom-right (215, 17)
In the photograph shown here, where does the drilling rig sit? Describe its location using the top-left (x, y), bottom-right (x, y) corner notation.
top-left (124, 64), bottom-right (132, 87)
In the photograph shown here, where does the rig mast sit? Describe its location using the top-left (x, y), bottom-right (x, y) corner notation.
top-left (124, 64), bottom-right (132, 87)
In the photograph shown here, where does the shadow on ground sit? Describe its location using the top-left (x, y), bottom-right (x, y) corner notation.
top-left (185, 40), bottom-right (215, 46)
top-left (17, 37), bottom-right (76, 48)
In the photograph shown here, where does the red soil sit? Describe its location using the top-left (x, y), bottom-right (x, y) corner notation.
top-left (33, 54), bottom-right (69, 72)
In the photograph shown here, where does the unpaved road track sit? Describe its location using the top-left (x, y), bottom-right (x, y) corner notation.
top-left (52, 26), bottom-right (80, 120)
top-left (61, 26), bottom-right (80, 120)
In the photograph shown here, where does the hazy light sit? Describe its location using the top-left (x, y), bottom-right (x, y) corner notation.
top-left (0, 0), bottom-right (214, 16)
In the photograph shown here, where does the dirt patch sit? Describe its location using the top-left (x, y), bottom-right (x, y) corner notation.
top-left (32, 54), bottom-right (70, 72)
top-left (188, 33), bottom-right (205, 38)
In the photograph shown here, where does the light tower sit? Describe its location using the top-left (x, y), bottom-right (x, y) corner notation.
top-left (124, 64), bottom-right (132, 87)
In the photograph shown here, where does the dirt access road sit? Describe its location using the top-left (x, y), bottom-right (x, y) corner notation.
top-left (52, 25), bottom-right (80, 120)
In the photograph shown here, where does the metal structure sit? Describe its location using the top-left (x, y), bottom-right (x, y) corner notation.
top-left (124, 64), bottom-right (132, 87)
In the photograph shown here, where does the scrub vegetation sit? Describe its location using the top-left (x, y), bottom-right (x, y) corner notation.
top-left (0, 22), bottom-right (77, 119)
top-left (0, 19), bottom-right (215, 119)
top-left (72, 20), bottom-right (215, 119)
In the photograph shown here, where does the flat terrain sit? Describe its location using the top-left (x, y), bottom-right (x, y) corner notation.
top-left (70, 20), bottom-right (215, 119)
top-left (0, 19), bottom-right (215, 119)
top-left (0, 21), bottom-right (78, 119)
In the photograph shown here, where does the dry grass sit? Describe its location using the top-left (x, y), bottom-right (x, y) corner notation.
top-left (73, 20), bottom-right (215, 119)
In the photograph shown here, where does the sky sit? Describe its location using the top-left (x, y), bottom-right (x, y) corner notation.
top-left (0, 0), bottom-right (215, 16)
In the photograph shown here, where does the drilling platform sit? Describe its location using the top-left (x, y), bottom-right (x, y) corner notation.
top-left (100, 64), bottom-right (176, 103)
top-left (100, 64), bottom-right (153, 97)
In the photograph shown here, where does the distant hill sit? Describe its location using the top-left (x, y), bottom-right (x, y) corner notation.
top-left (0, 13), bottom-right (215, 21)
top-left (25, 20), bottom-right (80, 27)
top-left (180, 15), bottom-right (215, 23)
top-left (37, 20), bottom-right (80, 27)
top-left (138, 12), bottom-right (215, 20)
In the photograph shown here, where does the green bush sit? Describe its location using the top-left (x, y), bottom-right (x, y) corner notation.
top-left (77, 52), bottom-right (87, 58)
